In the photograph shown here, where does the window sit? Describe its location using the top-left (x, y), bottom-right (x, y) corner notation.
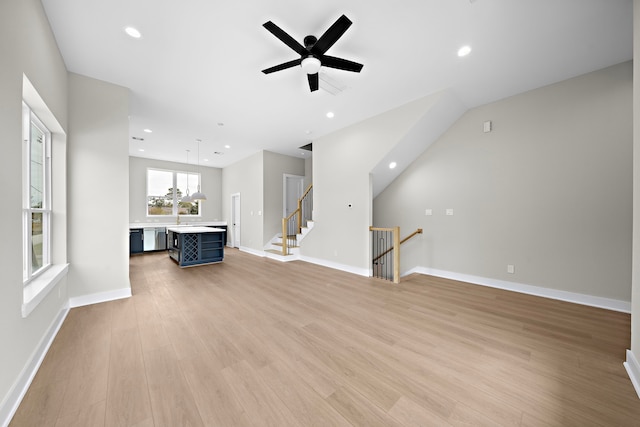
top-left (23, 102), bottom-right (51, 282)
top-left (147, 168), bottom-right (200, 216)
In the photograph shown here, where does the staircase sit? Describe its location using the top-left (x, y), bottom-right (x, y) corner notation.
top-left (264, 184), bottom-right (313, 262)
top-left (264, 219), bottom-right (314, 261)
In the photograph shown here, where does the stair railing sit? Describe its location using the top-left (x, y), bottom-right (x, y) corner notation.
top-left (369, 227), bottom-right (423, 283)
top-left (299, 184), bottom-right (313, 233)
top-left (281, 212), bottom-right (298, 255)
top-left (281, 184), bottom-right (313, 255)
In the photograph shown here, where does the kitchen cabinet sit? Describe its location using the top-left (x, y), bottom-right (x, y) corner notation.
top-left (207, 225), bottom-right (227, 246)
top-left (129, 228), bottom-right (143, 254)
top-left (167, 227), bottom-right (224, 267)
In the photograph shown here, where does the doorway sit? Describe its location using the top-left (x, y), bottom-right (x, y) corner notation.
top-left (283, 174), bottom-right (304, 218)
top-left (231, 193), bottom-right (241, 248)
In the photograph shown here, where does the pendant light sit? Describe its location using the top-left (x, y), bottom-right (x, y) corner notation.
top-left (182, 149), bottom-right (193, 203)
top-left (191, 139), bottom-right (207, 200)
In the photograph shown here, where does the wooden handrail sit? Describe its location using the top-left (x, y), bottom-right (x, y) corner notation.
top-left (371, 228), bottom-right (423, 263)
top-left (301, 183), bottom-right (313, 200)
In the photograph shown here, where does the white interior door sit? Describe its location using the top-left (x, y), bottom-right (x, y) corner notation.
top-left (283, 174), bottom-right (304, 218)
top-left (231, 193), bottom-right (240, 248)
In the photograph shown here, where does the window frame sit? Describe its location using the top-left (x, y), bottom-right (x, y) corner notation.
top-left (146, 167), bottom-right (202, 217)
top-left (22, 102), bottom-right (52, 284)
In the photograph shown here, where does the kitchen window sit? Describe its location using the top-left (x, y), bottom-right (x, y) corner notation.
top-left (22, 102), bottom-right (51, 282)
top-left (147, 168), bottom-right (201, 216)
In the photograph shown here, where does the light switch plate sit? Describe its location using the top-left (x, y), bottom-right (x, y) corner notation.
top-left (425, 209), bottom-right (432, 216)
top-left (446, 209), bottom-right (454, 216)
top-left (507, 264), bottom-right (515, 274)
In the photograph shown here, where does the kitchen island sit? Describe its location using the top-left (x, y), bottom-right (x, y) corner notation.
top-left (167, 226), bottom-right (225, 267)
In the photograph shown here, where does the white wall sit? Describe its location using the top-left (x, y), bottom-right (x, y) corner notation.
top-left (0, 0), bottom-right (69, 421)
top-left (129, 156), bottom-right (223, 223)
top-left (222, 151), bottom-right (264, 250)
top-left (263, 151), bottom-right (305, 245)
top-left (374, 62), bottom-right (632, 302)
top-left (67, 73), bottom-right (131, 301)
top-left (301, 94), bottom-right (449, 273)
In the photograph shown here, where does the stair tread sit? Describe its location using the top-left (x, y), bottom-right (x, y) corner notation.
top-left (272, 242), bottom-right (299, 248)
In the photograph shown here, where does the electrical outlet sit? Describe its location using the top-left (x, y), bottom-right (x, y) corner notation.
top-left (507, 265), bottom-right (515, 274)
top-left (425, 209), bottom-right (432, 216)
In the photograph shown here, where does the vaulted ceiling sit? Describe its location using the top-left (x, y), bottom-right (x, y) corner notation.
top-left (41, 0), bottom-right (632, 168)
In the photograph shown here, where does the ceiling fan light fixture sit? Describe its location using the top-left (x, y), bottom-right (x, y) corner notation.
top-left (301, 57), bottom-right (321, 75)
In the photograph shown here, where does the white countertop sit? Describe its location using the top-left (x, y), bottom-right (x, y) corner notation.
top-left (166, 227), bottom-right (225, 234)
top-left (130, 221), bottom-right (227, 229)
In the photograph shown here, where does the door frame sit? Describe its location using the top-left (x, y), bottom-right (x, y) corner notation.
top-left (283, 174), bottom-right (305, 218)
top-left (230, 192), bottom-right (241, 248)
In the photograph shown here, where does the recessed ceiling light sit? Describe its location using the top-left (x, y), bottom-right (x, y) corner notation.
top-left (143, 128), bottom-right (152, 133)
top-left (457, 45), bottom-right (472, 57)
top-left (389, 162), bottom-right (397, 169)
top-left (125, 26), bottom-right (142, 39)
top-left (224, 145), bottom-right (230, 149)
top-left (326, 112), bottom-right (335, 118)
top-left (138, 149), bottom-right (145, 152)
top-left (203, 159), bottom-right (209, 162)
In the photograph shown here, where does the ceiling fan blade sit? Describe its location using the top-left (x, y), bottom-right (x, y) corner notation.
top-left (308, 73), bottom-right (319, 92)
top-left (262, 58), bottom-right (302, 74)
top-left (312, 15), bottom-right (352, 55)
top-left (321, 55), bottom-right (363, 73)
top-left (263, 21), bottom-right (306, 56)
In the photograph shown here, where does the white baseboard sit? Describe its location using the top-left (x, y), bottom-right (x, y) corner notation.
top-left (69, 287), bottom-right (132, 308)
top-left (625, 350), bottom-right (640, 399)
top-left (404, 267), bottom-right (631, 313)
top-left (239, 246), bottom-right (266, 258)
top-left (299, 255), bottom-right (370, 277)
top-left (1, 304), bottom-right (69, 427)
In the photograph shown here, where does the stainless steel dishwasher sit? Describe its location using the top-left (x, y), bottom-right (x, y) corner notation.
top-left (143, 227), bottom-right (167, 251)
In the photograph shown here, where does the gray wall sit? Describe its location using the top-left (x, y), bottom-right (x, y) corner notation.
top-left (221, 150), bottom-right (305, 250)
top-left (263, 151), bottom-right (305, 245)
top-left (67, 73), bottom-right (131, 299)
top-left (301, 95), bottom-right (447, 273)
top-left (129, 156), bottom-right (223, 223)
top-left (374, 61), bottom-right (632, 301)
top-left (222, 151), bottom-right (264, 250)
top-left (0, 0), bottom-right (69, 417)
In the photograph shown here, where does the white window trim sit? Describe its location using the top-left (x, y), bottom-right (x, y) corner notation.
top-left (23, 102), bottom-right (52, 284)
top-left (22, 263), bottom-right (69, 317)
top-left (21, 74), bottom-right (68, 318)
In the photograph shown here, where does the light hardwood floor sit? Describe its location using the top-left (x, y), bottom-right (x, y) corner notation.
top-left (10, 249), bottom-right (640, 426)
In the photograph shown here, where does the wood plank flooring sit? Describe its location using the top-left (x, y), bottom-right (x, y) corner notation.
top-left (10, 249), bottom-right (640, 426)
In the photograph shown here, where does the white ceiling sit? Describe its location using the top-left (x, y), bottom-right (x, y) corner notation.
top-left (41, 0), bottom-right (632, 169)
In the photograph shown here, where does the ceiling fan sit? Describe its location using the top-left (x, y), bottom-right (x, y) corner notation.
top-left (261, 14), bottom-right (364, 92)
